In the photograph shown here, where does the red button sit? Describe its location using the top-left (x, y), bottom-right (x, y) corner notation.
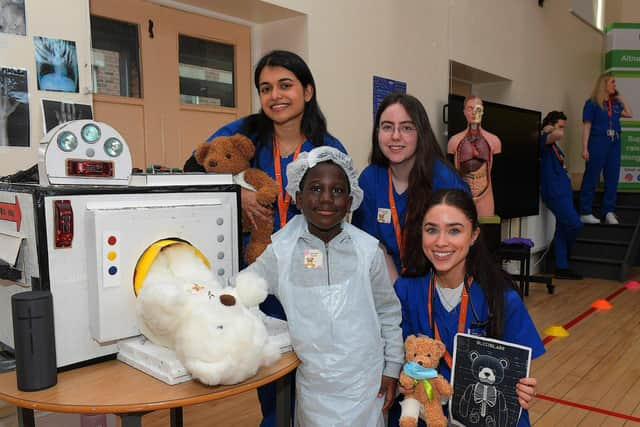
top-left (108, 236), bottom-right (117, 245)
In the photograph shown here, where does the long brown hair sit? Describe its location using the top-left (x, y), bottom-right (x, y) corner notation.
top-left (590, 72), bottom-right (614, 109)
top-left (404, 189), bottom-right (517, 338)
top-left (370, 93), bottom-right (451, 270)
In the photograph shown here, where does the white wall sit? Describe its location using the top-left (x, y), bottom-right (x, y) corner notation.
top-left (0, 0), bottom-right (93, 176)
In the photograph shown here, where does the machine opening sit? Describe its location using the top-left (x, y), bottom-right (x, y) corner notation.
top-left (132, 238), bottom-right (211, 296)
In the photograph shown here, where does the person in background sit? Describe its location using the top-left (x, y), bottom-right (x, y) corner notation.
top-left (579, 73), bottom-right (633, 225)
top-left (540, 111), bottom-right (583, 280)
top-left (184, 49), bottom-right (346, 427)
top-left (241, 147), bottom-right (404, 427)
top-left (352, 93), bottom-right (468, 283)
top-left (390, 188), bottom-right (543, 427)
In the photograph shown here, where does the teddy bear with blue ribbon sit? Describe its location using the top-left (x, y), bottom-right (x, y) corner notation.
top-left (398, 335), bottom-right (453, 427)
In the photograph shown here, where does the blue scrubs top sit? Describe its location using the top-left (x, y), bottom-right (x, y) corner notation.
top-left (351, 160), bottom-right (469, 272)
top-left (394, 272), bottom-right (545, 427)
top-left (207, 117), bottom-right (346, 231)
top-left (583, 98), bottom-right (623, 139)
top-left (539, 132), bottom-right (572, 201)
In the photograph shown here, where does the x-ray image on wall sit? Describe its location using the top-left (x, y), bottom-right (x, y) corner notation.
top-left (34, 36), bottom-right (79, 93)
top-left (0, 0), bottom-right (26, 36)
top-left (0, 67), bottom-right (29, 147)
top-left (42, 99), bottom-right (93, 133)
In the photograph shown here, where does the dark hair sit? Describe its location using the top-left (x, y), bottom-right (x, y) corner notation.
top-left (370, 93), bottom-right (455, 269)
top-left (403, 188), bottom-right (517, 338)
top-left (239, 50), bottom-right (330, 148)
top-left (542, 111), bottom-right (567, 128)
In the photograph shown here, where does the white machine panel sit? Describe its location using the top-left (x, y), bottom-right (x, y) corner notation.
top-left (85, 194), bottom-right (239, 344)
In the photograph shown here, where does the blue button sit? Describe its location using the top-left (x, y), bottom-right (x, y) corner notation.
top-left (108, 266), bottom-right (118, 275)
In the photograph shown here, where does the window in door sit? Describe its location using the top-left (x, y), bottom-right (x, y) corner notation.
top-left (178, 35), bottom-right (235, 107)
top-left (90, 15), bottom-right (141, 98)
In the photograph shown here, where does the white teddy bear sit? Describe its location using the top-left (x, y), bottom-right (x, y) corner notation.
top-left (136, 244), bottom-right (281, 386)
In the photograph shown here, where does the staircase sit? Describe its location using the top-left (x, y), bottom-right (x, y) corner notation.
top-left (569, 191), bottom-right (640, 281)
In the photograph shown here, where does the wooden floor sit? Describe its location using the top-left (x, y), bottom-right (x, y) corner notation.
top-left (1, 269), bottom-right (639, 426)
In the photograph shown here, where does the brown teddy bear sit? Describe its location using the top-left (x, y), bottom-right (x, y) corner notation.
top-left (399, 335), bottom-right (453, 427)
top-left (195, 134), bottom-right (279, 264)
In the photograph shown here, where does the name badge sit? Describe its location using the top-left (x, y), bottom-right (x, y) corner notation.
top-left (377, 208), bottom-right (392, 224)
top-left (304, 249), bottom-right (323, 269)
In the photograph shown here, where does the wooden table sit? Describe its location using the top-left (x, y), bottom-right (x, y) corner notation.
top-left (0, 352), bottom-right (299, 427)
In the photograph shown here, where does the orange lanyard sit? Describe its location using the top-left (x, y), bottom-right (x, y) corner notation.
top-left (273, 137), bottom-right (302, 228)
top-left (427, 272), bottom-right (471, 369)
top-left (387, 168), bottom-right (404, 262)
top-left (551, 143), bottom-right (565, 169)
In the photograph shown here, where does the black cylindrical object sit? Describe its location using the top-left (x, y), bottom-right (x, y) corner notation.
top-left (11, 291), bottom-right (57, 391)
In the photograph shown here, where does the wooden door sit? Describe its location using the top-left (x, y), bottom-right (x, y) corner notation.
top-left (89, 0), bottom-right (251, 170)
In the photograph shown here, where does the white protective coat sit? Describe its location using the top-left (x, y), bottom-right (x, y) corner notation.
top-left (270, 215), bottom-right (385, 427)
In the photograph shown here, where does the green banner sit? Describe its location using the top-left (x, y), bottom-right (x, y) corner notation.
top-left (605, 50), bottom-right (640, 69)
top-left (619, 131), bottom-right (640, 189)
top-left (606, 22), bottom-right (640, 33)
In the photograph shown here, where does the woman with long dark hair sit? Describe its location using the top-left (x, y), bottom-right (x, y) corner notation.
top-left (391, 189), bottom-right (543, 427)
top-left (185, 50), bottom-right (344, 230)
top-left (351, 93), bottom-right (467, 282)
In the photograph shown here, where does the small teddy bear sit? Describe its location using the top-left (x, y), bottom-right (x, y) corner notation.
top-left (195, 134), bottom-right (279, 264)
top-left (399, 335), bottom-right (453, 427)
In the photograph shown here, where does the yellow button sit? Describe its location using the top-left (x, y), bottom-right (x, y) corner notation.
top-left (107, 251), bottom-right (117, 261)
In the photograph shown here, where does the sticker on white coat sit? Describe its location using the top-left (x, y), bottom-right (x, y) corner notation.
top-left (303, 249), bottom-right (323, 269)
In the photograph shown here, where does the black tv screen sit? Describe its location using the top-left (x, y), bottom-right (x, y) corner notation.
top-left (446, 94), bottom-right (541, 219)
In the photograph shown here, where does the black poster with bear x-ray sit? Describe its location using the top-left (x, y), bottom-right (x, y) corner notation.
top-left (449, 333), bottom-right (531, 427)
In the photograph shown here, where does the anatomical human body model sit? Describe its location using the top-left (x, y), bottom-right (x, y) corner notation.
top-left (448, 97), bottom-right (501, 217)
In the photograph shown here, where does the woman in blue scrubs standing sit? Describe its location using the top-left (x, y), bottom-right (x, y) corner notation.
top-left (390, 189), bottom-right (543, 427)
top-left (184, 50), bottom-right (345, 427)
top-left (579, 73), bottom-right (633, 225)
top-left (351, 93), bottom-right (467, 282)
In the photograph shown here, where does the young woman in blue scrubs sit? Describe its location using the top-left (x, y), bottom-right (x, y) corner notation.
top-left (390, 189), bottom-right (543, 427)
top-left (579, 73), bottom-right (633, 225)
top-left (540, 111), bottom-right (584, 280)
top-left (184, 50), bottom-right (345, 427)
top-left (351, 93), bottom-right (468, 282)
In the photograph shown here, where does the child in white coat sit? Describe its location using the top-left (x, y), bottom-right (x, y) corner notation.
top-left (239, 146), bottom-right (404, 427)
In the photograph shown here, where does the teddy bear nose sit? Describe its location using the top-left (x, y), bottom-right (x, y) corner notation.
top-left (418, 361), bottom-right (423, 366)
top-left (209, 160), bottom-right (218, 168)
top-left (219, 294), bottom-right (236, 306)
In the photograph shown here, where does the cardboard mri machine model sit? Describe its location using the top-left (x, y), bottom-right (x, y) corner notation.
top-left (0, 120), bottom-right (241, 370)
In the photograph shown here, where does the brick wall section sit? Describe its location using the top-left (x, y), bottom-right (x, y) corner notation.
top-left (94, 48), bottom-right (121, 96)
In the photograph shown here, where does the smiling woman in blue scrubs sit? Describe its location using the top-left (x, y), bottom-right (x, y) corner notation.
top-left (389, 189), bottom-right (544, 427)
top-left (351, 93), bottom-right (468, 283)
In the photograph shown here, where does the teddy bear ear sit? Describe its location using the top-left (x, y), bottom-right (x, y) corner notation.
top-left (500, 358), bottom-right (509, 369)
top-left (194, 141), bottom-right (211, 166)
top-left (405, 334), bottom-right (416, 348)
top-left (435, 339), bottom-right (446, 357)
top-left (232, 134), bottom-right (256, 160)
